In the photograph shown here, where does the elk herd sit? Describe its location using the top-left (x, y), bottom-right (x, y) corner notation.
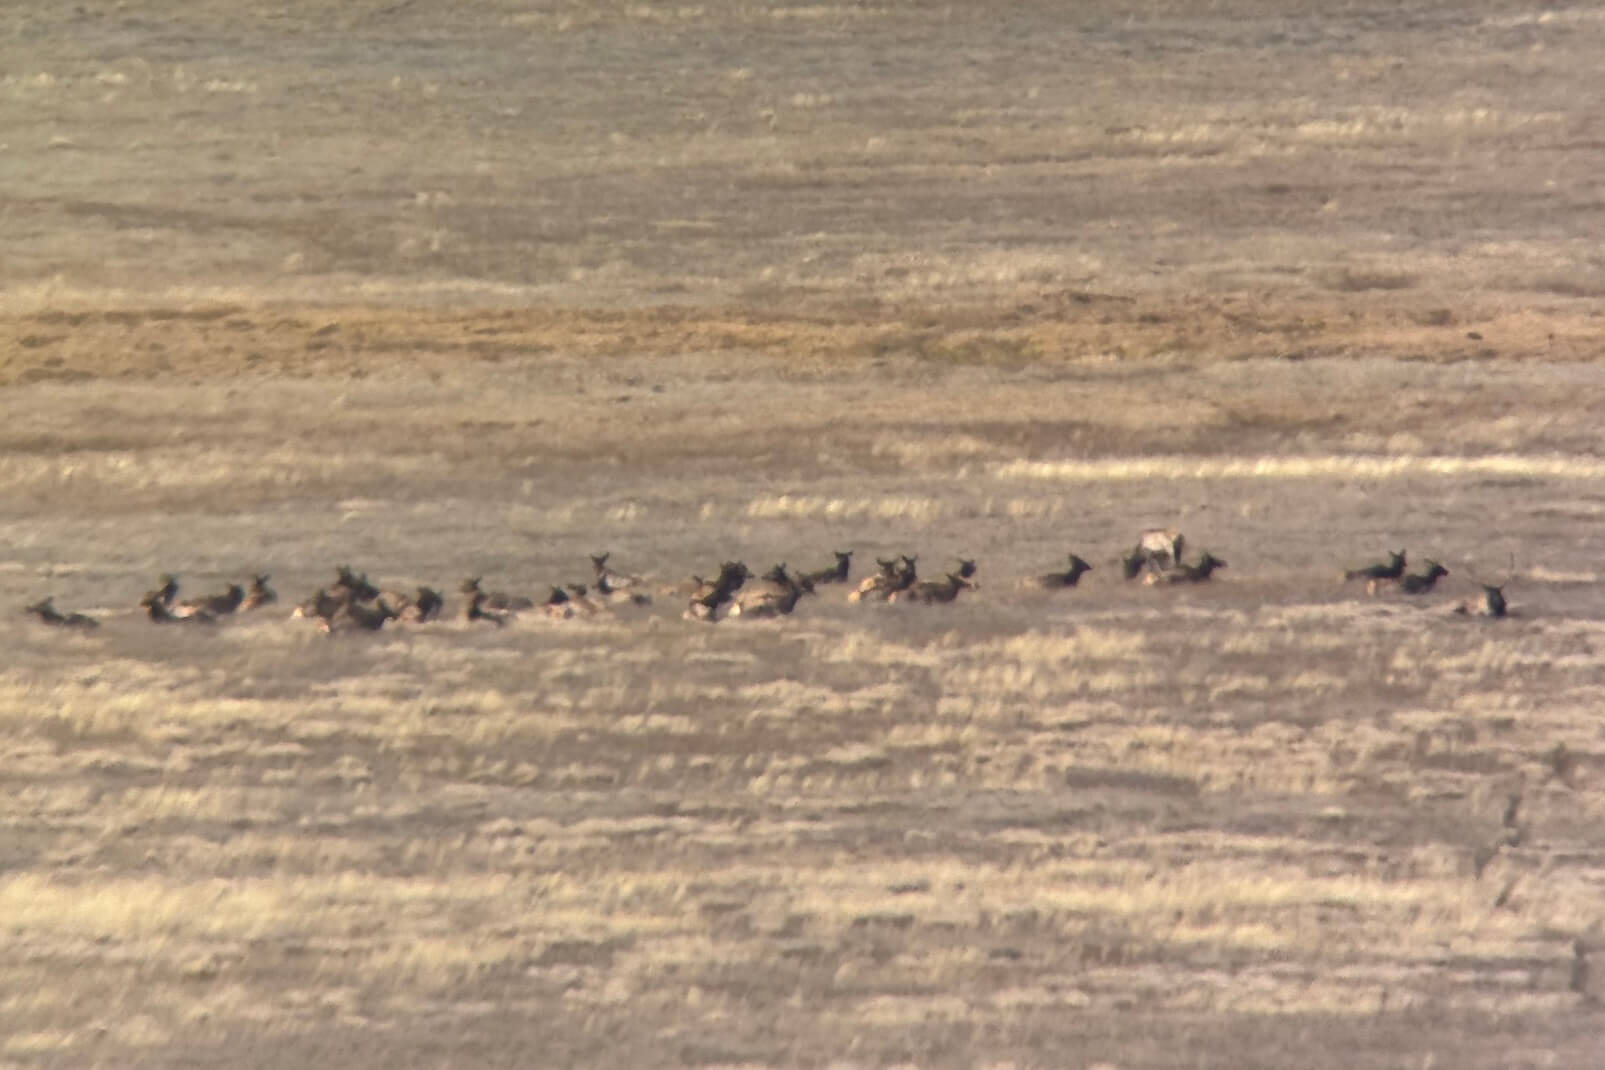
top-left (21, 530), bottom-right (1512, 636)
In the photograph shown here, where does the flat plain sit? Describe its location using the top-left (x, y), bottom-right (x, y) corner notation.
top-left (3, 2), bottom-right (1604, 1067)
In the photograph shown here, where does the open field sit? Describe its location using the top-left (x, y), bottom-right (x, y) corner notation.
top-left (4, 1), bottom-right (1605, 1067)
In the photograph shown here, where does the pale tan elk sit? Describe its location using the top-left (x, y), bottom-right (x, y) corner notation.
top-left (728, 564), bottom-right (810, 619)
top-left (1124, 529), bottom-right (1184, 580)
top-left (1453, 583), bottom-right (1508, 619)
top-left (889, 571), bottom-right (975, 605)
top-left (591, 552), bottom-right (645, 595)
top-left (143, 590), bottom-right (216, 625)
top-left (850, 555), bottom-right (917, 603)
top-left (1144, 551), bottom-right (1227, 585)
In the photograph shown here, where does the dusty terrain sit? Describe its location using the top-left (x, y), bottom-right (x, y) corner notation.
top-left (3, 2), bottom-right (1605, 1068)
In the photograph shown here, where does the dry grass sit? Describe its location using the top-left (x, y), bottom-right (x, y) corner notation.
top-left (5, 0), bottom-right (1605, 1065)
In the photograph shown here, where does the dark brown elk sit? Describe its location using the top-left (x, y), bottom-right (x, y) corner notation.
top-left (333, 565), bottom-right (381, 603)
top-left (1344, 549), bottom-right (1406, 584)
top-left (800, 551), bottom-right (853, 587)
top-left (176, 583), bottom-right (244, 617)
top-left (292, 588), bottom-right (348, 623)
top-left (325, 598), bottom-right (398, 633)
top-left (24, 597), bottom-right (99, 631)
top-left (145, 573), bottom-right (180, 609)
top-left (242, 574), bottom-right (277, 610)
top-left (685, 560), bottom-right (750, 621)
top-left (459, 576), bottom-right (533, 612)
top-left (462, 589), bottom-right (510, 627)
top-left (1031, 554), bottom-right (1093, 590)
top-left (397, 586), bottom-right (445, 624)
top-left (1398, 561), bottom-right (1449, 595)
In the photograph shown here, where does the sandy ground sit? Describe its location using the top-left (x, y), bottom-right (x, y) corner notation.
top-left (3, 2), bottom-right (1605, 1068)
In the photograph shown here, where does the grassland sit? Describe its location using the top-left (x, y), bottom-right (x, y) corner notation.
top-left (4, 1), bottom-right (1605, 1067)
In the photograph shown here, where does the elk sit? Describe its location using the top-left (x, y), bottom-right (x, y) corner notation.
top-left (591, 552), bottom-right (644, 594)
top-left (1145, 551), bottom-right (1227, 584)
top-left (1123, 529), bottom-right (1184, 579)
top-left (728, 564), bottom-right (809, 619)
top-left (1452, 555), bottom-right (1514, 619)
top-left (397, 586), bottom-right (445, 624)
top-left (1344, 549), bottom-right (1406, 584)
top-left (142, 590), bottom-right (216, 625)
top-left (462, 588), bottom-right (510, 627)
top-left (459, 576), bottom-right (533, 612)
top-left (1454, 583), bottom-right (1508, 619)
top-left (144, 573), bottom-right (180, 609)
top-left (242, 574), bottom-right (278, 610)
top-left (1030, 553), bottom-right (1093, 590)
top-left (1398, 560), bottom-right (1449, 595)
top-left (542, 584), bottom-right (596, 619)
top-left (24, 597), bottom-right (99, 631)
top-left (292, 588), bottom-right (348, 623)
top-left (325, 598), bottom-right (398, 633)
top-left (800, 550), bottom-right (853, 587)
top-left (333, 565), bottom-right (381, 603)
top-left (175, 582), bottom-right (244, 618)
top-left (850, 555), bottom-right (917, 603)
top-left (684, 560), bottom-right (750, 621)
top-left (889, 571), bottom-right (974, 605)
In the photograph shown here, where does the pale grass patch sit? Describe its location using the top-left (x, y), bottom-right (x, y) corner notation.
top-left (1285, 670), bottom-right (1348, 693)
top-left (110, 1014), bottom-right (173, 1048)
top-left (856, 993), bottom-right (972, 1025)
top-left (995, 453), bottom-right (1605, 483)
top-left (0, 673), bottom-right (305, 738)
top-left (870, 432), bottom-right (998, 465)
top-left (0, 444), bottom-right (451, 499)
top-left (1220, 631), bottom-right (1273, 655)
top-left (810, 630), bottom-right (942, 669)
top-left (4, 1031), bottom-right (76, 1054)
top-left (1205, 673), bottom-right (1271, 700)
top-left (1293, 107), bottom-right (1560, 143)
top-left (992, 627), bottom-right (1148, 663)
top-left (744, 493), bottom-right (944, 522)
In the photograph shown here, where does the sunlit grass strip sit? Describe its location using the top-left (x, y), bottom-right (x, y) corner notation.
top-left (996, 453), bottom-right (1605, 482)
